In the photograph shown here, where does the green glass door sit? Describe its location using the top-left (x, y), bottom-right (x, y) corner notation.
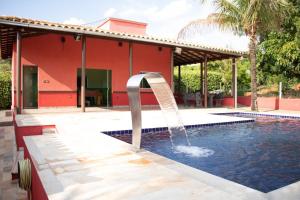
top-left (77, 68), bottom-right (112, 107)
top-left (23, 66), bottom-right (38, 108)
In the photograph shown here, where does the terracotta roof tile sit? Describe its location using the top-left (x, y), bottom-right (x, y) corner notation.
top-left (0, 16), bottom-right (247, 60)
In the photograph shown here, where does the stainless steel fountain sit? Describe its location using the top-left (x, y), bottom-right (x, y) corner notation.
top-left (127, 72), bottom-right (190, 150)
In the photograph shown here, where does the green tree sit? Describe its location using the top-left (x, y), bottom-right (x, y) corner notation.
top-left (179, 0), bottom-right (290, 110)
top-left (174, 59), bottom-right (251, 95)
top-left (257, 0), bottom-right (300, 91)
top-left (0, 59), bottom-right (12, 109)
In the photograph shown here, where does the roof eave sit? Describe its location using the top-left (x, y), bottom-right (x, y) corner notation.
top-left (0, 18), bottom-right (247, 58)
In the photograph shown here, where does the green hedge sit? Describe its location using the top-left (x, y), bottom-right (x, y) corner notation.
top-left (174, 71), bottom-right (224, 93)
top-left (0, 72), bottom-right (11, 109)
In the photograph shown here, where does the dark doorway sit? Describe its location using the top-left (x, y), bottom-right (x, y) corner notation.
top-left (77, 68), bottom-right (112, 107)
top-left (23, 65), bottom-right (38, 108)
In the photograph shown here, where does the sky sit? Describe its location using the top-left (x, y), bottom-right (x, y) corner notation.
top-left (0, 0), bottom-right (248, 51)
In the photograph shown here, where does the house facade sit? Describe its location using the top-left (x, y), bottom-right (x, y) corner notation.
top-left (11, 18), bottom-right (171, 109)
top-left (0, 16), bottom-right (244, 113)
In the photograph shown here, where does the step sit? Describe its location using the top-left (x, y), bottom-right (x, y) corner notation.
top-left (11, 149), bottom-right (24, 180)
top-left (0, 110), bottom-right (13, 126)
top-left (42, 127), bottom-right (57, 135)
top-left (5, 110), bottom-right (12, 117)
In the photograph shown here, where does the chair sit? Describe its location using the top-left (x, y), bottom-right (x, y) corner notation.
top-left (195, 92), bottom-right (202, 107)
top-left (183, 93), bottom-right (194, 107)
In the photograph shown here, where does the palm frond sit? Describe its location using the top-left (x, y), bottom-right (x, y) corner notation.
top-left (178, 0), bottom-right (291, 40)
top-left (177, 14), bottom-right (219, 40)
top-left (214, 0), bottom-right (240, 18)
top-left (178, 0), bottom-right (243, 40)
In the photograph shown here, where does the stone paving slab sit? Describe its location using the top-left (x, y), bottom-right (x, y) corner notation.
top-left (24, 133), bottom-right (267, 200)
top-left (15, 108), bottom-right (300, 199)
top-left (15, 108), bottom-right (252, 132)
top-left (0, 126), bottom-right (27, 200)
top-left (0, 110), bottom-right (13, 126)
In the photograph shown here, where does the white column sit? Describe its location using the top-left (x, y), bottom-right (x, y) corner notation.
top-left (16, 31), bottom-right (22, 114)
top-left (81, 35), bottom-right (86, 112)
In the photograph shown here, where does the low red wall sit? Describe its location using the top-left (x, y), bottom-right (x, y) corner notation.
top-left (112, 91), bottom-right (158, 106)
top-left (237, 96), bottom-right (251, 106)
top-left (24, 144), bottom-right (48, 200)
top-left (14, 123), bottom-right (55, 150)
top-left (237, 96), bottom-right (300, 111)
top-left (257, 97), bottom-right (279, 110)
top-left (222, 97), bottom-right (234, 107)
top-left (39, 91), bottom-right (77, 107)
top-left (277, 98), bottom-right (300, 111)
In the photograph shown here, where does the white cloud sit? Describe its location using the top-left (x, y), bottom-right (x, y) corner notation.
top-left (101, 0), bottom-right (248, 51)
top-left (63, 17), bottom-right (85, 25)
top-left (104, 8), bottom-right (117, 17)
top-left (108, 0), bottom-right (197, 37)
top-left (196, 31), bottom-right (249, 51)
top-left (116, 0), bottom-right (192, 21)
top-left (179, 24), bottom-right (249, 51)
top-left (148, 0), bottom-right (192, 21)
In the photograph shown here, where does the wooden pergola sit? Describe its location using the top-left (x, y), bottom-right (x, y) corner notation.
top-left (172, 47), bottom-right (239, 108)
top-left (0, 16), bottom-right (245, 113)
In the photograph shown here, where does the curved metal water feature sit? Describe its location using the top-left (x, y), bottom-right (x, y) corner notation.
top-left (127, 72), bottom-right (190, 150)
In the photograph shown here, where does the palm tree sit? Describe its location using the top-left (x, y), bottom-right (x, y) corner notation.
top-left (178, 0), bottom-right (290, 111)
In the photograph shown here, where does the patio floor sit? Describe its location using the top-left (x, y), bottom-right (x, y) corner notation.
top-left (2, 107), bottom-right (300, 199)
top-left (16, 108), bottom-right (254, 134)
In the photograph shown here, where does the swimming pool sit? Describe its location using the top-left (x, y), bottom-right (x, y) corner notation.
top-left (112, 113), bottom-right (300, 193)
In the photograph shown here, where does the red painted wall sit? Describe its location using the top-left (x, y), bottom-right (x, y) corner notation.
top-left (280, 98), bottom-right (300, 111)
top-left (14, 123), bottom-right (55, 150)
top-left (112, 43), bottom-right (171, 106)
top-left (39, 92), bottom-right (77, 107)
top-left (257, 97), bottom-right (279, 110)
top-left (12, 34), bottom-right (172, 108)
top-left (98, 18), bottom-right (147, 35)
top-left (112, 91), bottom-right (159, 106)
top-left (237, 96), bottom-right (300, 111)
top-left (222, 97), bottom-right (234, 107)
top-left (24, 144), bottom-right (48, 200)
top-left (237, 96), bottom-right (251, 106)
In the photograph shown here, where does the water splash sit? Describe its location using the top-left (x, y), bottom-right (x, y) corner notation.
top-left (127, 72), bottom-right (213, 155)
top-left (174, 145), bottom-right (215, 158)
top-left (146, 76), bottom-right (190, 147)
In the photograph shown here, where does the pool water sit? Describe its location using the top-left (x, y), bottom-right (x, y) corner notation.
top-left (112, 114), bottom-right (300, 193)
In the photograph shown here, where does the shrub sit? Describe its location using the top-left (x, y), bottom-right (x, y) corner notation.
top-left (0, 59), bottom-right (11, 109)
top-left (174, 70), bottom-right (223, 93)
top-left (174, 60), bottom-right (251, 96)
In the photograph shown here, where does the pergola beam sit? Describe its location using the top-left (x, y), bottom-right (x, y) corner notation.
top-left (187, 50), bottom-right (209, 60)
